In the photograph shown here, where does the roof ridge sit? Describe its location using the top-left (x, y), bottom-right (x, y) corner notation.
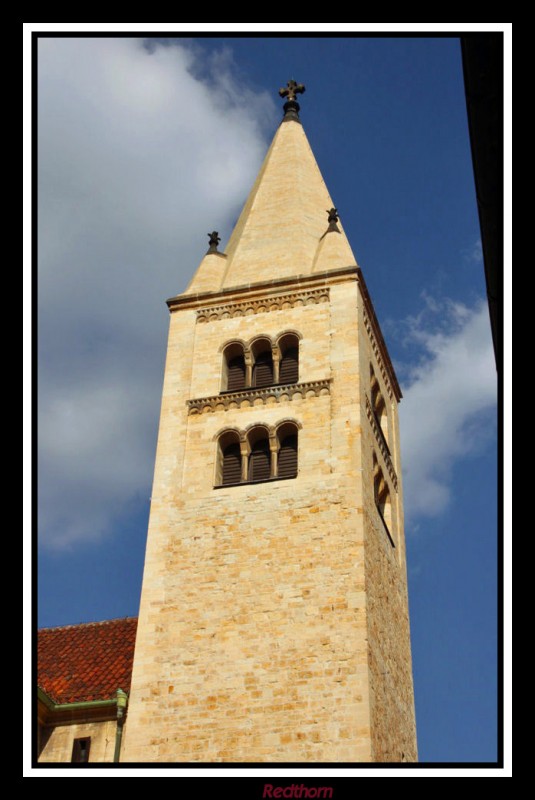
top-left (38, 616), bottom-right (138, 632)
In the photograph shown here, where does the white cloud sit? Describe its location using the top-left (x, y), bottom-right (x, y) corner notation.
top-left (462, 238), bottom-right (483, 264)
top-left (38, 38), bottom-right (275, 548)
top-left (399, 298), bottom-right (497, 522)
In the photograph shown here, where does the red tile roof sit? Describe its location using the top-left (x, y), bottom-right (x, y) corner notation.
top-left (38, 617), bottom-right (138, 704)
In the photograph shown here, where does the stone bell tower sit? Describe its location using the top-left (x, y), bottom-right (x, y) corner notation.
top-left (122, 81), bottom-right (417, 763)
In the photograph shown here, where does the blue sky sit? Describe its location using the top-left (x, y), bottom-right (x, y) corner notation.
top-left (37, 34), bottom-right (499, 765)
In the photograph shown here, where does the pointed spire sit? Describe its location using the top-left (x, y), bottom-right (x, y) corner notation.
top-left (182, 83), bottom-right (358, 295)
top-left (183, 231), bottom-right (227, 295)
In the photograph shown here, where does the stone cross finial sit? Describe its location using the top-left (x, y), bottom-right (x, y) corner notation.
top-left (207, 231), bottom-right (221, 253)
top-left (279, 79), bottom-right (306, 121)
top-left (279, 79), bottom-right (306, 103)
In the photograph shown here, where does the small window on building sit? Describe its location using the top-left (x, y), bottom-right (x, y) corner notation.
top-left (71, 737), bottom-right (91, 763)
top-left (247, 426), bottom-right (272, 482)
top-left (370, 365), bottom-right (389, 448)
top-left (222, 343), bottom-right (246, 392)
top-left (227, 354), bottom-right (246, 391)
top-left (222, 442), bottom-right (242, 485)
top-left (216, 430), bottom-right (243, 486)
top-left (253, 353), bottom-right (273, 388)
top-left (278, 333), bottom-right (299, 385)
top-left (251, 339), bottom-right (274, 388)
top-left (376, 481), bottom-right (392, 532)
top-left (276, 421), bottom-right (299, 479)
top-left (373, 454), bottom-right (394, 545)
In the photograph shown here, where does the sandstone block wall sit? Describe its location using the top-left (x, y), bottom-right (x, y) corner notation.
top-left (122, 273), bottom-right (417, 762)
top-left (357, 301), bottom-right (418, 762)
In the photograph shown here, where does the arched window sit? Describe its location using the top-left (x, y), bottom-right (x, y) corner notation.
top-left (247, 426), bottom-right (272, 482)
top-left (278, 333), bottom-right (299, 385)
top-left (221, 333), bottom-right (301, 393)
top-left (373, 453), bottom-right (393, 540)
top-left (216, 430), bottom-right (243, 486)
top-left (276, 421), bottom-right (298, 479)
top-left (215, 422), bottom-right (300, 488)
top-left (251, 339), bottom-right (274, 389)
top-left (370, 365), bottom-right (389, 447)
top-left (222, 343), bottom-right (246, 392)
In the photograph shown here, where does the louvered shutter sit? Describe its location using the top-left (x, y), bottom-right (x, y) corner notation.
top-left (222, 443), bottom-right (242, 485)
top-left (227, 355), bottom-right (246, 391)
top-left (279, 347), bottom-right (299, 384)
top-left (249, 440), bottom-right (271, 481)
top-left (278, 434), bottom-right (298, 479)
top-left (253, 353), bottom-right (273, 388)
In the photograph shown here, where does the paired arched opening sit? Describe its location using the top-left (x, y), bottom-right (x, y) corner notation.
top-left (221, 333), bottom-right (300, 392)
top-left (216, 421), bottom-right (299, 486)
top-left (373, 453), bottom-right (393, 540)
top-left (370, 365), bottom-right (389, 447)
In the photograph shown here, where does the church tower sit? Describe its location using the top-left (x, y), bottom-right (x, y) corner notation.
top-left (122, 82), bottom-right (417, 763)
